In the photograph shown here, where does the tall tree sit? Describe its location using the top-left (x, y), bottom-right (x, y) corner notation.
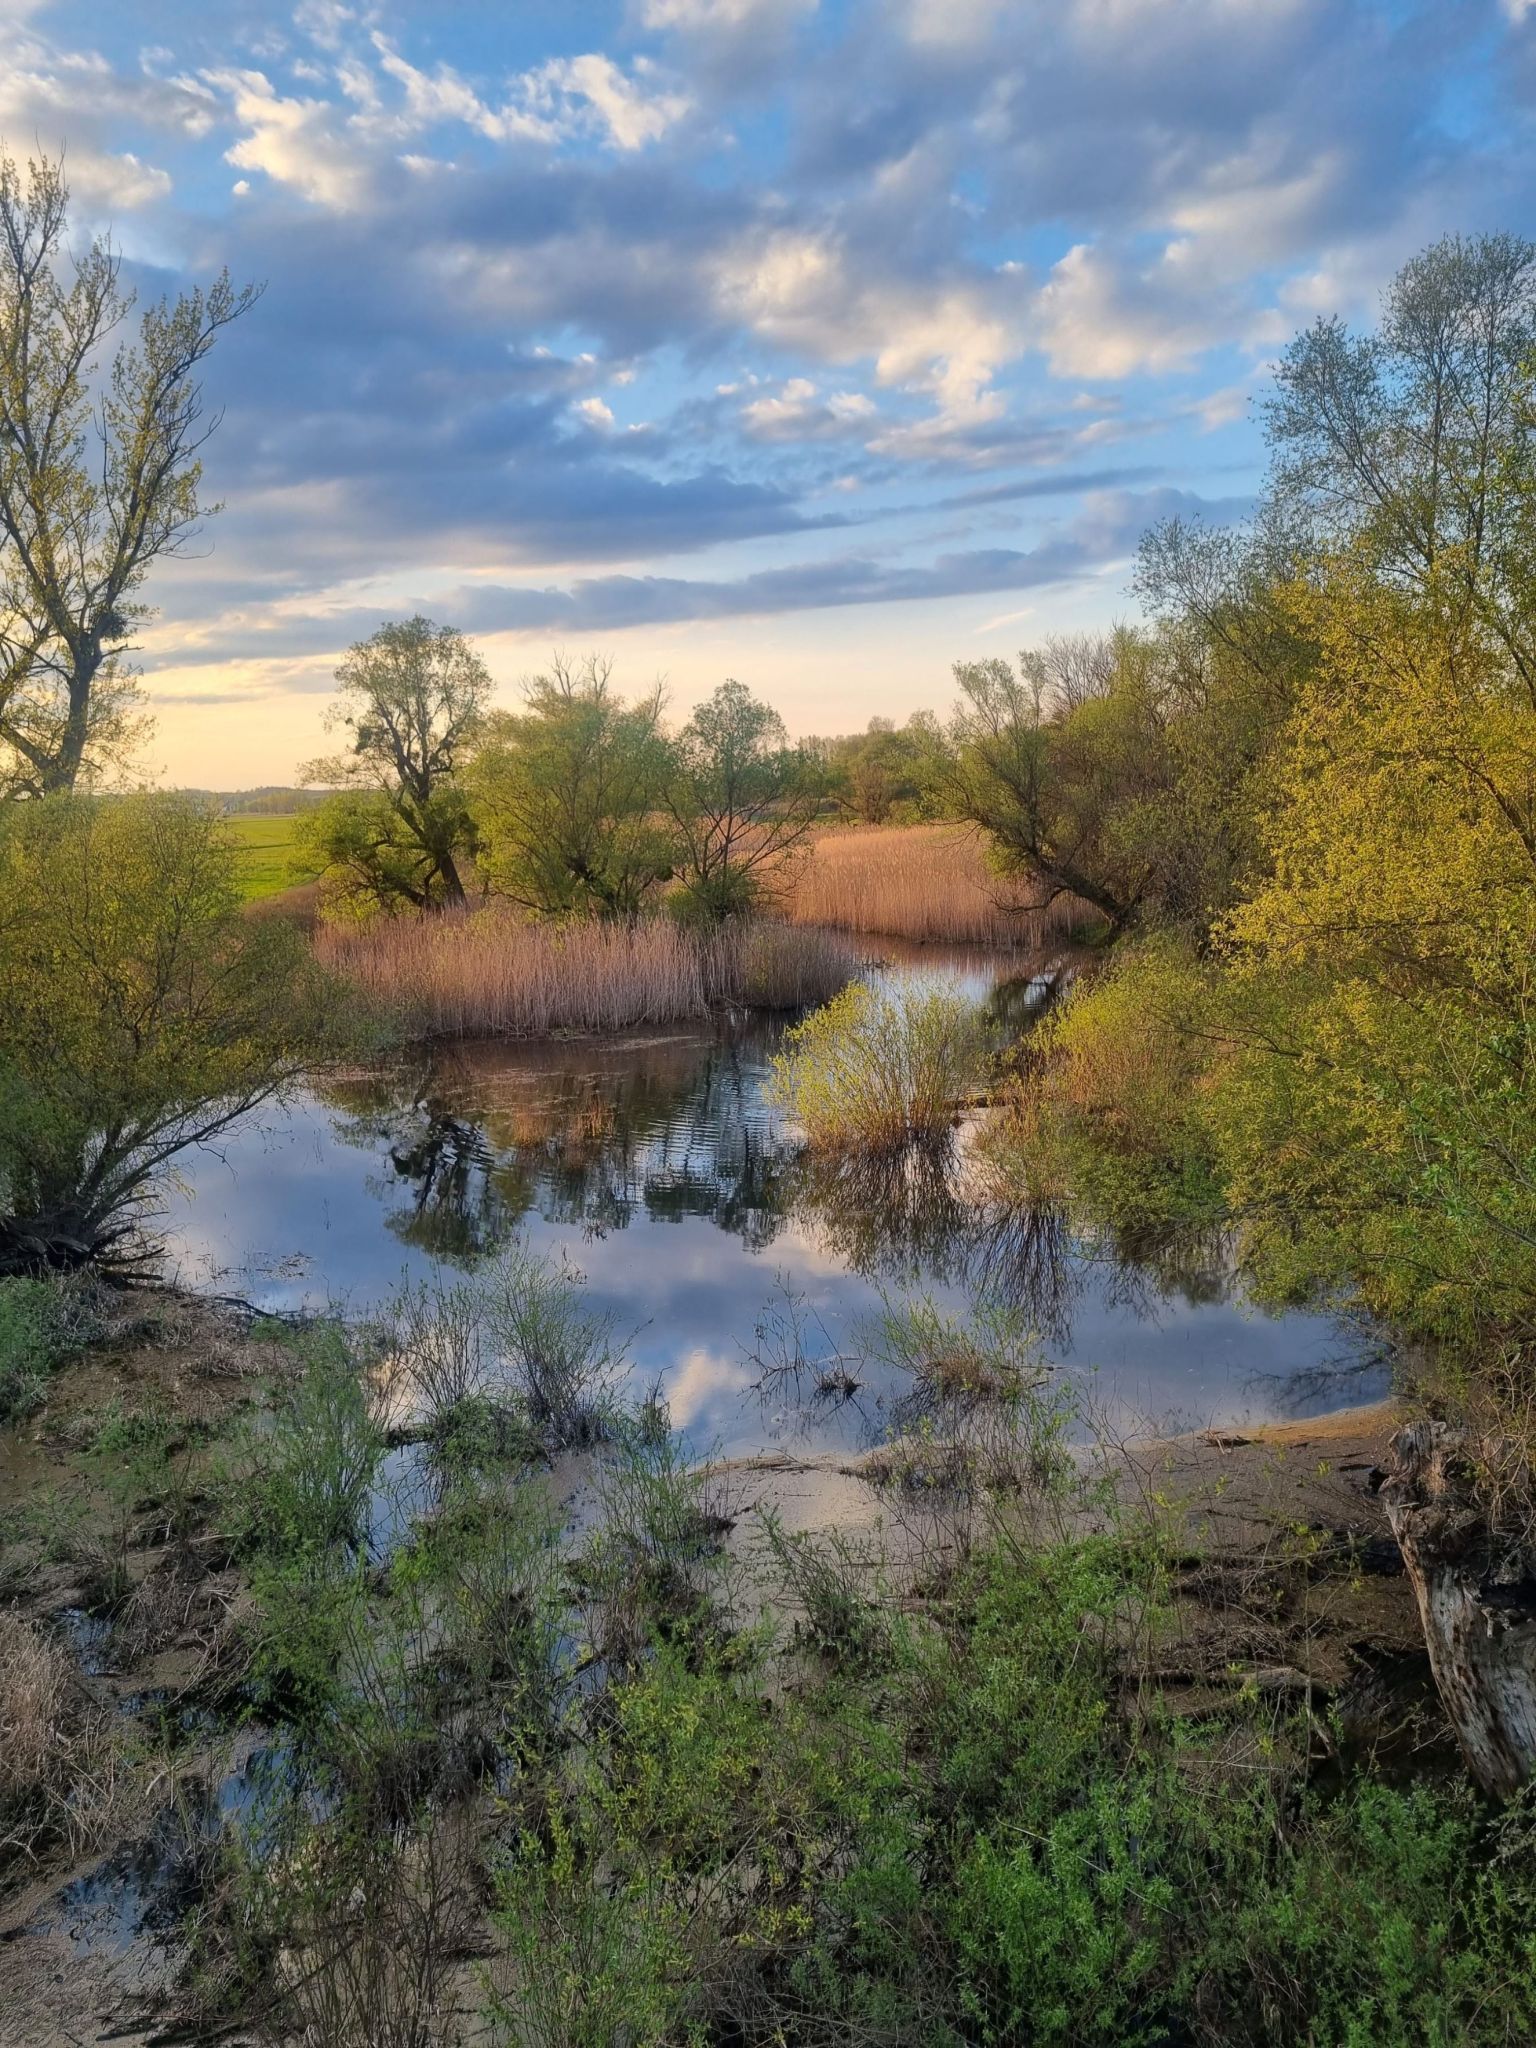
top-left (665, 679), bottom-right (824, 921)
top-left (0, 152), bottom-right (259, 795)
top-left (1266, 232), bottom-right (1536, 689)
top-left (945, 633), bottom-right (1171, 932)
top-left (470, 654), bottom-right (673, 920)
top-left (302, 617), bottom-right (492, 913)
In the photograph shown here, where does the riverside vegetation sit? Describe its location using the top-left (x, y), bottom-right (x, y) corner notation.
top-left (2, 146), bottom-right (1536, 2044)
top-left (3, 1273), bottom-right (1535, 2046)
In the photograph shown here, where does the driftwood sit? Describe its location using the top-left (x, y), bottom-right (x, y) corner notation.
top-left (1377, 1421), bottom-right (1536, 1798)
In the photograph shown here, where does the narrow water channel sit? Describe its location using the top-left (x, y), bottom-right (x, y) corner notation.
top-left (159, 941), bottom-right (1384, 1450)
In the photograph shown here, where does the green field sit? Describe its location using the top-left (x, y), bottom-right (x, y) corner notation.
top-left (223, 813), bottom-right (318, 901)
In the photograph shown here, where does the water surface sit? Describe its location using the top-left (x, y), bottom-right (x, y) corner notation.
top-left (159, 945), bottom-right (1382, 1453)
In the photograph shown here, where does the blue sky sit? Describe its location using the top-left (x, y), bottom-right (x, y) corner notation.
top-left (3, 0), bottom-right (1533, 783)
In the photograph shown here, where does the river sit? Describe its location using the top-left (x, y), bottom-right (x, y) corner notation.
top-left (156, 940), bottom-right (1385, 1454)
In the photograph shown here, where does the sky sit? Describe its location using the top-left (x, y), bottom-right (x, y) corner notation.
top-left (3, 0), bottom-right (1534, 786)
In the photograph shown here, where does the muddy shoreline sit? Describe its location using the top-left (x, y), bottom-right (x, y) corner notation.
top-left (0, 1276), bottom-right (1433, 2048)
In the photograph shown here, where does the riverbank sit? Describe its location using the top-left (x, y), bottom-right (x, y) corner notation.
top-left (4, 1287), bottom-right (1492, 2048)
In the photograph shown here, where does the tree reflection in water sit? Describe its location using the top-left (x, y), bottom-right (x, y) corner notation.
top-left (321, 1019), bottom-right (803, 1262)
top-left (320, 1012), bottom-right (1247, 1363)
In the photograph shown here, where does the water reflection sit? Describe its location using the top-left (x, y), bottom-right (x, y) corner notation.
top-left (162, 959), bottom-right (1386, 1453)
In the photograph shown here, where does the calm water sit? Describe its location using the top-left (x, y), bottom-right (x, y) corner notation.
top-left (156, 943), bottom-right (1384, 1454)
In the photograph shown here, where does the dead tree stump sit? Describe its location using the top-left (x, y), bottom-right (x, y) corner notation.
top-left (1378, 1420), bottom-right (1536, 1799)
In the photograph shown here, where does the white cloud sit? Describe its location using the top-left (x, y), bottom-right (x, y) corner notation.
top-left (741, 375), bottom-right (875, 438)
top-left (575, 395), bottom-right (615, 426)
top-left (642, 0), bottom-right (816, 30)
top-left (518, 54), bottom-right (692, 150)
top-left (719, 227), bottom-right (1021, 446)
top-left (901, 0), bottom-right (1003, 46)
top-left (208, 68), bottom-right (373, 209)
top-left (1034, 241), bottom-right (1222, 379)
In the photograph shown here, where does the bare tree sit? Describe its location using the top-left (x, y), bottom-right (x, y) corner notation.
top-left (0, 151), bottom-right (259, 795)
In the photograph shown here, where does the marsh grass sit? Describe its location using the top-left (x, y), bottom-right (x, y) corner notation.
top-left (0, 1608), bottom-right (118, 1870)
top-left (782, 822), bottom-right (1099, 945)
top-left (315, 908), bottom-right (854, 1040)
top-left (577, 1434), bottom-right (740, 1668)
top-left (770, 977), bottom-right (991, 1150)
top-left (477, 1243), bottom-right (630, 1450)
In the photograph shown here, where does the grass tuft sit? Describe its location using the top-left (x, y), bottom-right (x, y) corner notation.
top-left (770, 978), bottom-right (991, 1150)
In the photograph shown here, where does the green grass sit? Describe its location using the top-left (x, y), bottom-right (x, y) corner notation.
top-left (222, 814), bottom-right (318, 901)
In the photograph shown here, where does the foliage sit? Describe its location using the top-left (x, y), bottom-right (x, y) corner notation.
top-left (770, 978), bottom-right (990, 1150)
top-left (664, 677), bottom-right (824, 923)
top-left (945, 618), bottom-right (1301, 936)
top-left (0, 1273), bottom-right (101, 1418)
top-left (988, 938), bottom-right (1226, 1237)
top-left (815, 711), bottom-right (948, 825)
top-left (482, 1522), bottom-right (1536, 2047)
top-left (470, 653), bottom-right (674, 920)
top-left (301, 616), bottom-right (491, 915)
top-left (0, 150), bottom-right (257, 795)
top-left (986, 234), bottom-right (1536, 1375)
top-left (0, 793), bottom-right (331, 1273)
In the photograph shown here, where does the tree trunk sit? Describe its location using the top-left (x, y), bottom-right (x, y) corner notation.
top-left (39, 654), bottom-right (97, 794)
top-left (436, 847), bottom-right (468, 908)
top-left (1378, 1420), bottom-right (1536, 1799)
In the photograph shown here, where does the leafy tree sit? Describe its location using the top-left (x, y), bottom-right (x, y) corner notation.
top-left (302, 617), bottom-right (491, 914)
top-left (944, 631), bottom-right (1172, 932)
top-left (470, 654), bottom-right (672, 920)
top-left (0, 794), bottom-right (329, 1273)
top-left (819, 714), bottom-right (948, 825)
top-left (665, 679), bottom-right (824, 922)
top-left (0, 151), bottom-right (258, 796)
top-left (1267, 232), bottom-right (1536, 698)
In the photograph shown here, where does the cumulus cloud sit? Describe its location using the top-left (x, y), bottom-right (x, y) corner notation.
top-left (0, 0), bottom-right (1525, 765)
top-left (740, 377), bottom-right (876, 439)
top-left (209, 68), bottom-right (374, 209)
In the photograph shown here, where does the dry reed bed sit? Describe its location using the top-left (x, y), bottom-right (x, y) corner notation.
top-left (782, 824), bottom-right (1096, 945)
top-left (315, 909), bottom-right (856, 1040)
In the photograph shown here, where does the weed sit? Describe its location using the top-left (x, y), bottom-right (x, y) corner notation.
top-left (757, 1511), bottom-right (892, 1668)
top-left (0, 1608), bottom-right (118, 1871)
top-left (0, 1272), bottom-right (104, 1419)
top-left (477, 1243), bottom-right (629, 1450)
top-left (221, 1321), bottom-right (385, 1563)
top-left (576, 1433), bottom-right (738, 1667)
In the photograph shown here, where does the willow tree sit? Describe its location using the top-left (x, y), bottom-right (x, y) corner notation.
top-left (665, 679), bottom-right (824, 922)
top-left (0, 151), bottom-right (258, 795)
top-left (0, 794), bottom-right (328, 1273)
top-left (470, 654), bottom-right (673, 920)
top-left (301, 617), bottom-right (492, 914)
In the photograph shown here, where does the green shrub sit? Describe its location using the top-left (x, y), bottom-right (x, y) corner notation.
top-left (0, 1274), bottom-right (99, 1419)
top-left (987, 937), bottom-right (1225, 1235)
top-left (770, 978), bottom-right (990, 1150)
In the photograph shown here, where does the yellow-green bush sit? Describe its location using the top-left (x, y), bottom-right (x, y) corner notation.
top-left (986, 939), bottom-right (1225, 1232)
top-left (770, 979), bottom-right (989, 1151)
